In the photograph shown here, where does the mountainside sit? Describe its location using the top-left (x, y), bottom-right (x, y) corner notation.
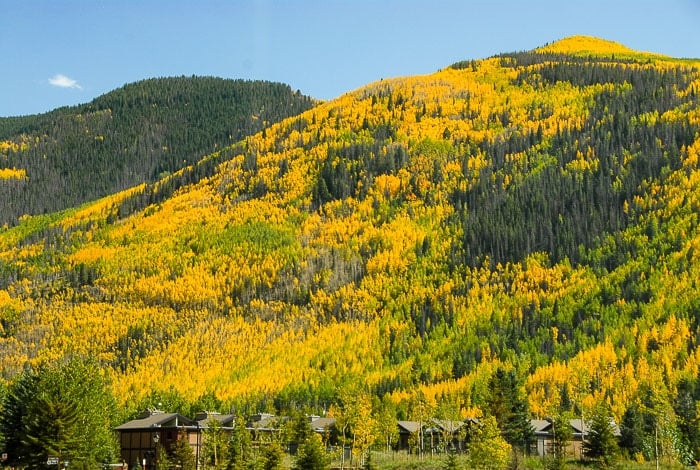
top-left (0, 77), bottom-right (315, 226)
top-left (1, 35), bottom-right (700, 455)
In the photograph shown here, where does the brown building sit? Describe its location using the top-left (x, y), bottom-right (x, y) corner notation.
top-left (531, 418), bottom-right (620, 458)
top-left (397, 418), bottom-right (478, 453)
top-left (115, 410), bottom-right (202, 469)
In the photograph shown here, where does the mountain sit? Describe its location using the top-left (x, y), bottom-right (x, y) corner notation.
top-left (0, 77), bottom-right (315, 226)
top-left (1, 35), bottom-right (700, 459)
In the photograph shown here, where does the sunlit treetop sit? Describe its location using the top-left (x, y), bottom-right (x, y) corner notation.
top-left (535, 35), bottom-right (663, 59)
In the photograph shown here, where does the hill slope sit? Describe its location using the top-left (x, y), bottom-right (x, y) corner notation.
top-left (1, 36), bottom-right (700, 450)
top-left (0, 77), bottom-right (315, 226)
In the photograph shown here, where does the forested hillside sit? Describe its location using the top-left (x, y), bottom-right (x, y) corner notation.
top-left (2, 36), bottom-right (700, 466)
top-left (0, 77), bottom-right (314, 226)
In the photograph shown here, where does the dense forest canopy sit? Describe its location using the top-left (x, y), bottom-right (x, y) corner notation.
top-left (1, 36), bottom-right (700, 466)
top-left (0, 77), bottom-right (315, 226)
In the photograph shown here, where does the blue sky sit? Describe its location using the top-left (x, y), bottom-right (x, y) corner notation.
top-left (2, 0), bottom-right (699, 117)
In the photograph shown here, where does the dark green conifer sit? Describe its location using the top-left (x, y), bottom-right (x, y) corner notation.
top-left (583, 403), bottom-right (619, 468)
top-left (485, 367), bottom-right (534, 452)
top-left (293, 434), bottom-right (329, 470)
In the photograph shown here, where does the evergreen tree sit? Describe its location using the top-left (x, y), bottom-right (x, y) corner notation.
top-left (0, 358), bottom-right (118, 468)
top-left (619, 403), bottom-right (646, 460)
top-left (293, 434), bottom-right (330, 470)
top-left (583, 403), bottom-right (619, 468)
top-left (155, 443), bottom-right (172, 470)
top-left (22, 393), bottom-right (80, 468)
top-left (260, 441), bottom-right (285, 470)
top-left (171, 432), bottom-right (197, 470)
top-left (444, 450), bottom-right (460, 470)
top-left (0, 372), bottom-right (38, 468)
top-left (226, 417), bottom-right (254, 470)
top-left (287, 410), bottom-right (313, 446)
top-left (545, 413), bottom-right (573, 470)
top-left (484, 367), bottom-right (534, 452)
top-left (674, 377), bottom-right (700, 464)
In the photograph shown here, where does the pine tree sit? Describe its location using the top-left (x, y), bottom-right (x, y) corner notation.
top-left (171, 432), bottom-right (196, 470)
top-left (444, 450), bottom-right (460, 470)
top-left (293, 434), bottom-right (330, 470)
top-left (546, 413), bottom-right (573, 470)
top-left (289, 411), bottom-right (313, 444)
top-left (583, 403), bottom-right (619, 468)
top-left (619, 403), bottom-right (645, 460)
top-left (484, 367), bottom-right (534, 452)
top-left (260, 441), bottom-right (284, 470)
top-left (674, 377), bottom-right (700, 464)
top-left (22, 393), bottom-right (80, 467)
top-left (226, 417), bottom-right (254, 470)
top-left (155, 443), bottom-right (172, 470)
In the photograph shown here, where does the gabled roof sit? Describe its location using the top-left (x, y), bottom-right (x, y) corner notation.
top-left (115, 410), bottom-right (196, 430)
top-left (431, 419), bottom-right (464, 433)
top-left (530, 419), bottom-right (552, 434)
top-left (310, 417), bottom-right (336, 432)
top-left (570, 418), bottom-right (621, 437)
top-left (397, 421), bottom-right (421, 434)
top-left (530, 418), bottom-right (621, 438)
top-left (247, 413), bottom-right (282, 431)
top-left (569, 418), bottom-right (585, 434)
top-left (195, 411), bottom-right (236, 428)
top-left (399, 418), bottom-right (479, 434)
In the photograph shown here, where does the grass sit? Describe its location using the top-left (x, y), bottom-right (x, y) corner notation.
top-left (320, 450), bottom-right (688, 469)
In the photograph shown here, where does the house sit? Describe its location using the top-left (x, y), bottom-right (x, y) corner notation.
top-left (531, 417), bottom-right (621, 458)
top-left (397, 418), bottom-right (479, 453)
top-left (115, 409), bottom-right (202, 470)
top-left (395, 420), bottom-right (443, 453)
top-left (531, 419), bottom-right (554, 456)
top-left (309, 415), bottom-right (336, 444)
top-left (431, 419), bottom-right (467, 452)
top-left (396, 420), bottom-right (422, 451)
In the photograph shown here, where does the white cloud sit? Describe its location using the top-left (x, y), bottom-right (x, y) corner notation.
top-left (48, 74), bottom-right (82, 89)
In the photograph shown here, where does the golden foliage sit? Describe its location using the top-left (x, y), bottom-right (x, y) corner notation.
top-left (0, 38), bottom-right (699, 425)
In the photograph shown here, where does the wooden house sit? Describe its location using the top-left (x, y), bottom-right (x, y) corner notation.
top-left (115, 409), bottom-right (201, 470)
top-left (531, 417), bottom-right (620, 459)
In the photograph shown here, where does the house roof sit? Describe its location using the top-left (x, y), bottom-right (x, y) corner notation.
top-left (431, 419), bottom-right (464, 433)
top-left (530, 419), bottom-right (552, 434)
top-left (310, 417), bottom-right (336, 432)
top-left (569, 418), bottom-right (585, 434)
top-left (570, 418), bottom-right (621, 437)
top-left (397, 421), bottom-right (421, 433)
top-left (398, 418), bottom-right (479, 434)
top-left (530, 418), bottom-right (621, 438)
top-left (195, 411), bottom-right (236, 428)
top-left (247, 413), bottom-right (282, 431)
top-left (396, 420), bottom-right (441, 434)
top-left (115, 410), bottom-right (196, 430)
